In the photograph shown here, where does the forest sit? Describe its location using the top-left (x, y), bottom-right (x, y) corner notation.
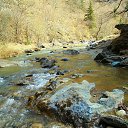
top-left (0, 0), bottom-right (127, 58)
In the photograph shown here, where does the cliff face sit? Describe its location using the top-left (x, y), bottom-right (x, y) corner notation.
top-left (110, 24), bottom-right (128, 54)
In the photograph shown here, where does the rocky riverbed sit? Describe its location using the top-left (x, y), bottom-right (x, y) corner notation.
top-left (0, 46), bottom-right (128, 128)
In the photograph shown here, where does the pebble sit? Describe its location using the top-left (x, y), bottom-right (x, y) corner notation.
top-left (116, 110), bottom-right (126, 116)
top-left (31, 123), bottom-right (44, 128)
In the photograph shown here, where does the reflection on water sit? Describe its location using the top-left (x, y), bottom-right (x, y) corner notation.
top-left (0, 49), bottom-right (128, 127)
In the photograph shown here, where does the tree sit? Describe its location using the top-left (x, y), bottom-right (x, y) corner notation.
top-left (84, 0), bottom-right (95, 28)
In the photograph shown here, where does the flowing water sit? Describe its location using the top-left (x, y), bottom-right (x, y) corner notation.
top-left (0, 48), bottom-right (128, 127)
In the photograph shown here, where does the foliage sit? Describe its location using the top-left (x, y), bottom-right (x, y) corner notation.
top-left (84, 0), bottom-right (95, 29)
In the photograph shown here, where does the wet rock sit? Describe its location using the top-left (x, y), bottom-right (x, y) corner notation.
top-left (98, 89), bottom-right (124, 109)
top-left (36, 80), bottom-right (97, 127)
top-left (98, 115), bottom-right (128, 128)
top-left (115, 24), bottom-right (128, 33)
top-left (0, 77), bottom-right (4, 83)
top-left (16, 82), bottom-right (28, 86)
top-left (33, 57), bottom-right (41, 62)
top-left (120, 50), bottom-right (128, 55)
top-left (39, 58), bottom-right (56, 68)
top-left (71, 74), bottom-right (84, 79)
top-left (116, 110), bottom-right (126, 116)
top-left (56, 71), bottom-right (65, 75)
top-left (15, 80), bottom-right (30, 86)
top-left (59, 78), bottom-right (70, 83)
top-left (61, 58), bottom-right (69, 61)
top-left (38, 44), bottom-right (45, 48)
top-left (94, 53), bottom-right (106, 61)
top-left (26, 53), bottom-right (32, 56)
top-left (111, 61), bottom-right (121, 67)
top-left (34, 48), bottom-right (41, 52)
top-left (46, 80), bottom-right (57, 91)
top-left (25, 49), bottom-right (34, 53)
top-left (31, 123), bottom-right (44, 128)
top-left (63, 49), bottom-right (79, 55)
top-left (94, 53), bottom-right (127, 67)
top-left (50, 51), bottom-right (54, 54)
top-left (29, 80), bottom-right (124, 128)
top-left (95, 39), bottom-right (112, 49)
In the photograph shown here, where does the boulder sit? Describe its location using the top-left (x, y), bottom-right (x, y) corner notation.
top-left (39, 58), bottom-right (56, 68)
top-left (94, 53), bottom-right (106, 61)
top-left (110, 24), bottom-right (128, 54)
top-left (115, 24), bottom-right (128, 34)
top-left (63, 49), bottom-right (79, 55)
top-left (98, 115), bottom-right (128, 128)
top-left (29, 80), bottom-right (124, 128)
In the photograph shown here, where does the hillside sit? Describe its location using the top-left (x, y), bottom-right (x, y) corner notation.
top-left (0, 0), bottom-right (128, 58)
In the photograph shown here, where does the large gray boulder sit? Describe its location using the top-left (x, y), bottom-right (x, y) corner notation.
top-left (29, 80), bottom-right (124, 128)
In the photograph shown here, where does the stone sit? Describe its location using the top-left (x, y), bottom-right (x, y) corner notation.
top-left (71, 74), bottom-right (84, 78)
top-left (46, 80), bottom-right (57, 91)
top-left (116, 110), bottom-right (126, 116)
top-left (111, 61), bottom-right (121, 67)
top-left (34, 48), bottom-right (41, 52)
top-left (63, 49), bottom-right (80, 55)
top-left (25, 49), bottom-right (34, 53)
top-left (98, 89), bottom-right (124, 109)
top-left (29, 80), bottom-right (124, 127)
top-left (56, 71), bottom-right (65, 75)
top-left (120, 58), bottom-right (128, 67)
top-left (98, 115), bottom-right (128, 128)
top-left (94, 53), bottom-right (106, 61)
top-left (115, 24), bottom-right (128, 33)
top-left (61, 58), bottom-right (69, 61)
top-left (63, 46), bottom-right (67, 48)
top-left (31, 123), bottom-right (43, 128)
top-left (94, 24), bottom-right (128, 67)
top-left (39, 58), bottom-right (56, 68)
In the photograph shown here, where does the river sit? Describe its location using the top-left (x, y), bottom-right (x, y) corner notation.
top-left (0, 48), bottom-right (128, 127)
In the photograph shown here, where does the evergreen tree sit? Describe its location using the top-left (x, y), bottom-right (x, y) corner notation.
top-left (84, 0), bottom-right (95, 28)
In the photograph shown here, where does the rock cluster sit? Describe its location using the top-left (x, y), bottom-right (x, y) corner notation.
top-left (110, 24), bottom-right (128, 54)
top-left (63, 49), bottom-right (80, 55)
top-left (94, 24), bottom-right (128, 67)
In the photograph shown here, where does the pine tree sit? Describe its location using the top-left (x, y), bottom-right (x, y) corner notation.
top-left (84, 0), bottom-right (95, 28)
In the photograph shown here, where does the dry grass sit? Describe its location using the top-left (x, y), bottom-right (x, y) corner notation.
top-left (0, 42), bottom-right (36, 58)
